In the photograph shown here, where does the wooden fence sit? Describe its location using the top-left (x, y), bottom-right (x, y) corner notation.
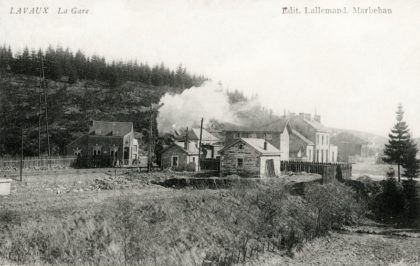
top-left (280, 160), bottom-right (352, 183)
top-left (0, 155), bottom-right (150, 170)
top-left (0, 156), bottom-right (77, 170)
top-left (73, 155), bottom-right (148, 169)
top-left (200, 158), bottom-right (220, 171)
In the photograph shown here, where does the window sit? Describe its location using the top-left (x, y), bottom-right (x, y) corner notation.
top-left (249, 133), bottom-right (257, 138)
top-left (237, 158), bottom-right (244, 168)
top-left (326, 136), bottom-right (329, 145)
top-left (172, 156), bottom-right (178, 166)
top-left (317, 135), bottom-right (320, 145)
top-left (332, 152), bottom-right (335, 162)
top-left (308, 149), bottom-right (312, 161)
top-left (239, 144), bottom-right (244, 150)
top-left (266, 134), bottom-right (272, 140)
top-left (316, 150), bottom-right (319, 162)
top-left (133, 145), bottom-right (137, 152)
top-left (192, 157), bottom-right (196, 163)
top-left (93, 144), bottom-right (101, 156)
top-left (322, 136), bottom-right (324, 145)
top-left (233, 133), bottom-right (239, 139)
top-left (321, 150), bottom-right (324, 162)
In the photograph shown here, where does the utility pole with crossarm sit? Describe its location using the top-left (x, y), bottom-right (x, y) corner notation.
top-left (139, 103), bottom-right (163, 171)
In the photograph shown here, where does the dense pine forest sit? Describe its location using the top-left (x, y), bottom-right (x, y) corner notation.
top-left (0, 45), bottom-right (207, 156)
top-left (0, 45), bottom-right (206, 89)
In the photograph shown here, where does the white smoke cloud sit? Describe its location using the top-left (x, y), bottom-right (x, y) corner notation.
top-left (157, 81), bottom-right (239, 133)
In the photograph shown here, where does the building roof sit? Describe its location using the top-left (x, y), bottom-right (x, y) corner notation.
top-left (161, 141), bottom-right (199, 155)
top-left (174, 141), bottom-right (199, 155)
top-left (291, 129), bottom-right (314, 145)
top-left (257, 118), bottom-right (290, 132)
top-left (175, 128), bottom-right (219, 142)
top-left (220, 138), bottom-right (281, 156)
top-left (89, 121), bottom-right (133, 137)
top-left (191, 128), bottom-right (219, 142)
top-left (300, 118), bottom-right (328, 132)
top-left (222, 123), bottom-right (255, 131)
top-left (223, 119), bottom-right (290, 133)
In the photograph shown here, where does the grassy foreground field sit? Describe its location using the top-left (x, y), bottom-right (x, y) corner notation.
top-left (0, 169), bottom-right (419, 265)
top-left (244, 230), bottom-right (420, 266)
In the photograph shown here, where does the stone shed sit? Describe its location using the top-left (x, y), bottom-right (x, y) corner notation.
top-left (219, 138), bottom-right (281, 177)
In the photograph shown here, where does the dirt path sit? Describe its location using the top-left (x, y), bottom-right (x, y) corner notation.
top-left (242, 230), bottom-right (420, 266)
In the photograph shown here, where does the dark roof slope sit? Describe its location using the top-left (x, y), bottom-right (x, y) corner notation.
top-left (175, 128), bottom-right (219, 142)
top-left (161, 141), bottom-right (199, 155)
top-left (223, 119), bottom-right (290, 133)
top-left (291, 129), bottom-right (314, 145)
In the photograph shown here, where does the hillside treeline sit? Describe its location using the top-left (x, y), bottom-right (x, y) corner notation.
top-left (0, 46), bottom-right (207, 157)
top-left (0, 45), bottom-right (206, 89)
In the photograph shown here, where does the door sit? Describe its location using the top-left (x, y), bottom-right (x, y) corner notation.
top-left (265, 159), bottom-right (275, 177)
top-left (123, 147), bottom-right (129, 165)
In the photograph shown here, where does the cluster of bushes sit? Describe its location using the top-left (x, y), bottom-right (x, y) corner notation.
top-left (372, 178), bottom-right (418, 224)
top-left (345, 175), bottom-right (419, 226)
top-left (0, 180), bottom-right (365, 265)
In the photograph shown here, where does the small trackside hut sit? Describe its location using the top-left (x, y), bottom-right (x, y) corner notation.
top-left (160, 141), bottom-right (200, 171)
top-left (219, 138), bottom-right (281, 178)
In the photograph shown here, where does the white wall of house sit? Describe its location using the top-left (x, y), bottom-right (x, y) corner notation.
top-left (132, 139), bottom-right (139, 160)
top-left (329, 145), bottom-right (338, 163)
top-left (187, 155), bottom-right (199, 171)
top-left (306, 145), bottom-right (314, 162)
top-left (280, 129), bottom-right (290, 161)
top-left (315, 132), bottom-right (334, 163)
top-left (123, 131), bottom-right (137, 165)
top-left (259, 155), bottom-right (281, 177)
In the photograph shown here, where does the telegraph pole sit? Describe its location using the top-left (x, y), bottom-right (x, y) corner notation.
top-left (148, 106), bottom-right (153, 172)
top-left (40, 56), bottom-right (51, 157)
top-left (198, 118), bottom-right (203, 171)
top-left (140, 103), bottom-right (163, 172)
top-left (38, 72), bottom-right (42, 158)
top-left (20, 127), bottom-right (23, 182)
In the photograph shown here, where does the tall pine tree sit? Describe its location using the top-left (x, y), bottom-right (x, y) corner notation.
top-left (402, 138), bottom-right (420, 179)
top-left (383, 104), bottom-right (419, 181)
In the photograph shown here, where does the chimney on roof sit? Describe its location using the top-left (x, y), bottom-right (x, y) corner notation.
top-left (299, 112), bottom-right (305, 119)
top-left (304, 113), bottom-right (311, 120)
top-left (263, 141), bottom-right (267, 150)
top-left (184, 127), bottom-right (189, 150)
top-left (314, 115), bottom-right (321, 123)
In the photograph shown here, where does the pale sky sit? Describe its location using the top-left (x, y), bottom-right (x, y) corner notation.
top-left (1, 0), bottom-right (420, 137)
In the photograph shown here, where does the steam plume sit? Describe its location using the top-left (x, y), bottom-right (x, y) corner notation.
top-left (157, 81), bottom-right (238, 133)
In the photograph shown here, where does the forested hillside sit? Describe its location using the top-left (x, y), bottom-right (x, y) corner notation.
top-left (0, 46), bottom-right (207, 156)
